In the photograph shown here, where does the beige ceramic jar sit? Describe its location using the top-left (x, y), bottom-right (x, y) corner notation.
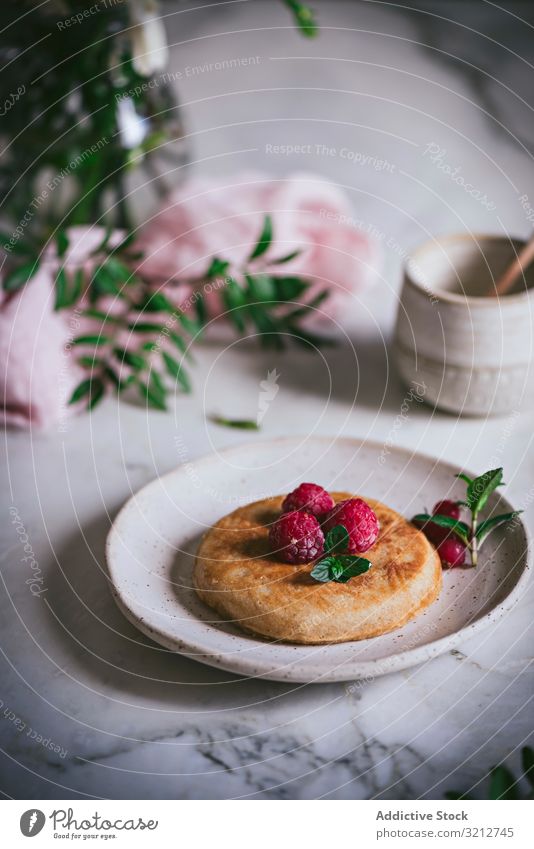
top-left (394, 234), bottom-right (534, 416)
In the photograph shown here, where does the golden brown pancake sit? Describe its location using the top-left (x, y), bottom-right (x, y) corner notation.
top-left (194, 493), bottom-right (442, 644)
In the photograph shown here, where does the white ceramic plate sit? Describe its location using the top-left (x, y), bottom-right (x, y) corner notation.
top-left (106, 437), bottom-right (531, 682)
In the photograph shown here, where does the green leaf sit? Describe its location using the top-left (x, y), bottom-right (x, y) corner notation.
top-left (476, 512), bottom-right (521, 543)
top-left (55, 267), bottom-right (84, 310)
top-left (467, 468), bottom-right (503, 515)
top-left (412, 513), bottom-right (470, 545)
top-left (136, 291), bottom-right (177, 314)
top-left (72, 334), bottom-right (110, 346)
top-left (194, 294), bottom-right (207, 326)
top-left (88, 378), bottom-right (105, 410)
top-left (0, 233), bottom-right (34, 256)
top-left (77, 355), bottom-right (103, 368)
top-left (210, 415), bottom-right (260, 430)
top-left (114, 231), bottom-right (137, 253)
top-left (444, 791), bottom-right (473, 801)
top-left (271, 249), bottom-right (301, 265)
top-left (178, 312), bottom-right (202, 337)
top-left (82, 308), bottom-right (124, 324)
top-left (91, 264), bottom-right (122, 299)
top-left (90, 225), bottom-right (113, 256)
top-left (206, 257), bottom-right (229, 278)
top-left (162, 351), bottom-right (191, 393)
top-left (284, 0), bottom-right (318, 37)
top-left (56, 230), bottom-right (69, 258)
top-left (310, 555), bottom-right (372, 583)
top-left (222, 277), bottom-right (247, 332)
top-left (248, 214), bottom-right (273, 260)
top-left (54, 268), bottom-right (69, 310)
top-left (245, 273), bottom-right (276, 301)
top-left (68, 378), bottom-right (93, 405)
top-left (522, 746), bottom-right (534, 791)
top-left (69, 268), bottom-right (84, 306)
top-left (104, 256), bottom-right (134, 283)
top-left (150, 368), bottom-right (166, 398)
top-left (169, 331), bottom-right (193, 361)
top-left (113, 347), bottom-right (145, 370)
top-left (103, 365), bottom-right (132, 393)
top-left (272, 276), bottom-right (308, 300)
top-left (489, 765), bottom-right (519, 800)
top-left (128, 321), bottom-right (166, 333)
top-left (324, 525), bottom-right (350, 555)
top-left (137, 377), bottom-right (167, 411)
top-left (3, 260), bottom-right (40, 292)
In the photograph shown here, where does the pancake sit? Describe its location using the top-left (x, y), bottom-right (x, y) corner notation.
top-left (193, 493), bottom-right (442, 644)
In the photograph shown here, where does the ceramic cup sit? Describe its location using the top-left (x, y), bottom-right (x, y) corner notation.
top-left (393, 234), bottom-right (534, 416)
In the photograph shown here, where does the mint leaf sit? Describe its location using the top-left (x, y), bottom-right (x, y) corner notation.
top-left (467, 468), bottom-right (503, 515)
top-left (248, 214), bottom-right (273, 261)
top-left (475, 512), bottom-right (521, 543)
top-left (456, 473), bottom-right (473, 485)
top-left (412, 513), bottom-right (470, 545)
top-left (324, 525), bottom-right (349, 555)
top-left (311, 555), bottom-right (371, 583)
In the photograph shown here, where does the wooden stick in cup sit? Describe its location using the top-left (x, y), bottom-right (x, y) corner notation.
top-left (490, 234), bottom-right (534, 297)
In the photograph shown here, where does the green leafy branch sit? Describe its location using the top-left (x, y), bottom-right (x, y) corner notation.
top-left (55, 214), bottom-right (329, 412)
top-left (48, 228), bottom-right (200, 412)
top-left (412, 467), bottom-right (521, 567)
top-left (205, 214), bottom-right (331, 351)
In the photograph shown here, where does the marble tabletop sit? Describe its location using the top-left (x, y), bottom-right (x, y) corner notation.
top-left (1, 0), bottom-right (533, 800)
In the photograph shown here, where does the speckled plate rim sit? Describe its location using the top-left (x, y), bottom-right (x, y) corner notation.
top-left (106, 437), bottom-right (532, 683)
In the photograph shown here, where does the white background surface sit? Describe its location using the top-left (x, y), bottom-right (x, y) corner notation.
top-left (1, 0), bottom-right (533, 799)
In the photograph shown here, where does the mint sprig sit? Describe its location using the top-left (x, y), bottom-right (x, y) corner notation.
top-left (413, 466), bottom-right (520, 567)
top-left (311, 555), bottom-right (371, 583)
top-left (310, 523), bottom-right (372, 584)
top-left (411, 514), bottom-right (470, 546)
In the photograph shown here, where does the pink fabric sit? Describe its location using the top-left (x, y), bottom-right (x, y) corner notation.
top-left (0, 227), bottom-right (115, 429)
top-left (136, 172), bottom-right (380, 306)
top-left (1, 174), bottom-right (380, 429)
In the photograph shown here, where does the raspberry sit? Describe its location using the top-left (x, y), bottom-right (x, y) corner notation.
top-left (282, 482), bottom-right (335, 518)
top-left (433, 499), bottom-right (461, 520)
top-left (269, 511), bottom-right (324, 564)
top-left (323, 498), bottom-right (380, 553)
top-left (414, 519), bottom-right (449, 547)
top-left (437, 537), bottom-right (466, 568)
